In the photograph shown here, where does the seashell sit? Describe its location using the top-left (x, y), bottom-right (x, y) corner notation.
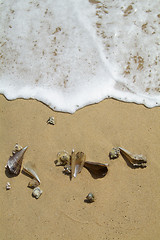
top-left (84, 161), bottom-right (108, 178)
top-left (71, 149), bottom-right (76, 178)
top-left (71, 150), bottom-right (86, 178)
top-left (109, 147), bottom-right (120, 159)
top-left (22, 161), bottom-right (41, 183)
top-left (12, 143), bottom-right (23, 155)
top-left (32, 187), bottom-right (42, 199)
top-left (85, 192), bottom-right (95, 203)
top-left (63, 164), bottom-right (71, 175)
top-left (6, 146), bottom-right (28, 175)
top-left (47, 116), bottom-right (55, 125)
top-left (119, 147), bottom-right (147, 168)
top-left (6, 182), bottom-right (11, 190)
top-left (28, 178), bottom-right (40, 189)
top-left (55, 150), bottom-right (70, 166)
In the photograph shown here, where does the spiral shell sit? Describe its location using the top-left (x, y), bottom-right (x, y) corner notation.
top-left (6, 146), bottom-right (28, 175)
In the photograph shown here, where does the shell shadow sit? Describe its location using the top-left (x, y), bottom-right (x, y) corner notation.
top-left (84, 199), bottom-right (94, 204)
top-left (84, 165), bottom-right (108, 179)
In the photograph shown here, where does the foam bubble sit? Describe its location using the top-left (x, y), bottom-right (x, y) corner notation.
top-left (0, 0), bottom-right (159, 113)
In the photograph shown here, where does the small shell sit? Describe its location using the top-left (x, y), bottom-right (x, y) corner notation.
top-left (63, 165), bottom-right (71, 175)
top-left (85, 193), bottom-right (95, 203)
top-left (12, 143), bottom-right (23, 155)
top-left (47, 116), bottom-right (55, 125)
top-left (6, 146), bottom-right (28, 175)
top-left (119, 147), bottom-right (147, 168)
top-left (55, 150), bottom-right (70, 166)
top-left (32, 187), bottom-right (43, 199)
top-left (109, 147), bottom-right (120, 159)
top-left (28, 179), bottom-right (40, 189)
top-left (6, 182), bottom-right (11, 190)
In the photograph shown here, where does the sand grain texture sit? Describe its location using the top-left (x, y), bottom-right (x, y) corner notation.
top-left (0, 94), bottom-right (160, 240)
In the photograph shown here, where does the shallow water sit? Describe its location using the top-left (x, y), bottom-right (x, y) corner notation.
top-left (0, 0), bottom-right (160, 113)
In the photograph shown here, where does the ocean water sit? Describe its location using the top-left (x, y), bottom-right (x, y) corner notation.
top-left (0, 0), bottom-right (160, 113)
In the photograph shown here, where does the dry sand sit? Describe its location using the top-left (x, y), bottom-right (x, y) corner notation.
top-left (0, 94), bottom-right (160, 240)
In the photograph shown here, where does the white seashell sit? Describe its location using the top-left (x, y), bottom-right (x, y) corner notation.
top-left (6, 182), bottom-right (11, 190)
top-left (47, 116), bottom-right (55, 125)
top-left (32, 187), bottom-right (43, 199)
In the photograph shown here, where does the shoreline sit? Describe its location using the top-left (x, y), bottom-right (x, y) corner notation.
top-left (0, 94), bottom-right (160, 240)
top-left (1, 93), bottom-right (160, 114)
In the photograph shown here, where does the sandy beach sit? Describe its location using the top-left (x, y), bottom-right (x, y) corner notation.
top-left (0, 94), bottom-right (160, 240)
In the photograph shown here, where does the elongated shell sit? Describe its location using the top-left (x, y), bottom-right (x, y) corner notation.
top-left (22, 161), bottom-right (41, 183)
top-left (119, 147), bottom-right (147, 168)
top-left (84, 161), bottom-right (108, 178)
top-left (71, 149), bottom-right (76, 179)
top-left (71, 150), bottom-right (86, 178)
top-left (6, 146), bottom-right (28, 175)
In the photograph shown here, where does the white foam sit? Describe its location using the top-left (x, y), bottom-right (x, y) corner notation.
top-left (0, 0), bottom-right (160, 113)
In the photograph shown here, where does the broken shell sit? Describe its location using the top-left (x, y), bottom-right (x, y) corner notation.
top-left (6, 182), bottom-right (11, 190)
top-left (6, 146), bottom-right (28, 175)
top-left (47, 116), bottom-right (55, 125)
top-left (85, 192), bottom-right (95, 203)
top-left (32, 187), bottom-right (42, 199)
top-left (84, 161), bottom-right (108, 178)
top-left (55, 150), bottom-right (71, 166)
top-left (12, 143), bottom-right (23, 155)
top-left (119, 147), bottom-right (147, 168)
top-left (63, 164), bottom-right (71, 175)
top-left (71, 151), bottom-right (86, 178)
top-left (28, 178), bottom-right (40, 189)
top-left (109, 147), bottom-right (120, 159)
top-left (22, 161), bottom-right (41, 183)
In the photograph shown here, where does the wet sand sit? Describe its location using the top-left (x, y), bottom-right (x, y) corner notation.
top-left (0, 94), bottom-right (160, 240)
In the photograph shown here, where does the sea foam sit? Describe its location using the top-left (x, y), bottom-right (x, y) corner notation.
top-left (0, 0), bottom-right (160, 113)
